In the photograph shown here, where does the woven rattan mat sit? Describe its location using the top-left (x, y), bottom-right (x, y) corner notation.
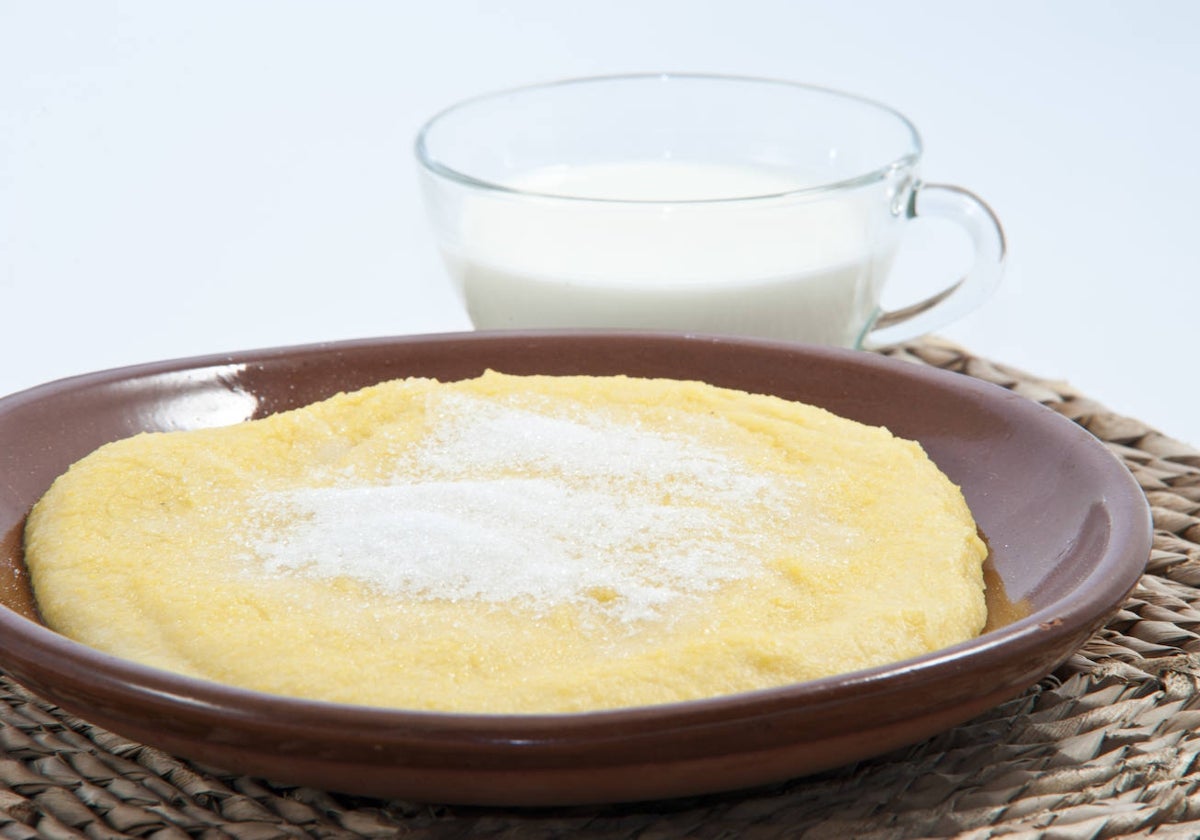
top-left (2, 338), bottom-right (1198, 840)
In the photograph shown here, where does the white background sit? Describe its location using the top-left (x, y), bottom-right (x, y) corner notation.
top-left (2, 1), bottom-right (1197, 445)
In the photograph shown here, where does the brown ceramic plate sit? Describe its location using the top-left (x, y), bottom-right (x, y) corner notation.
top-left (0, 332), bottom-right (1150, 806)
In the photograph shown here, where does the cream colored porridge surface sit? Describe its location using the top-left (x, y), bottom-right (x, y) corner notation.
top-left (24, 372), bottom-right (987, 713)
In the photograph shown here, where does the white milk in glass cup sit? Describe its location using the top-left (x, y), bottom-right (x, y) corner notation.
top-left (416, 74), bottom-right (1004, 347)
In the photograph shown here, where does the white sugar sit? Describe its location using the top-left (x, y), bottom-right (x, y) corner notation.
top-left (248, 389), bottom-right (788, 622)
top-left (416, 392), bottom-right (768, 498)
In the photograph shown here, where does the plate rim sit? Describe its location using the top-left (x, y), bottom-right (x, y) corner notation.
top-left (0, 331), bottom-right (1153, 795)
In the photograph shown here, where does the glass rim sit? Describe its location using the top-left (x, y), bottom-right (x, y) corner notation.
top-left (413, 72), bottom-right (924, 205)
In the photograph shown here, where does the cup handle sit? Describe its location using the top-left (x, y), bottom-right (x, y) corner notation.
top-left (865, 182), bottom-right (1006, 347)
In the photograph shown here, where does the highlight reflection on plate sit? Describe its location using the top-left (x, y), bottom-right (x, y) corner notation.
top-left (0, 332), bottom-right (1151, 806)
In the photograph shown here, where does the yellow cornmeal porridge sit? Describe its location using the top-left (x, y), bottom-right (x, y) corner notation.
top-left (24, 372), bottom-right (987, 713)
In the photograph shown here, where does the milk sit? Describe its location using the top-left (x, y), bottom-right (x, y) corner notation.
top-left (440, 162), bottom-right (898, 346)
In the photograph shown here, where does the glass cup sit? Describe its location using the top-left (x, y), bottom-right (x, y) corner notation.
top-left (416, 73), bottom-right (1004, 348)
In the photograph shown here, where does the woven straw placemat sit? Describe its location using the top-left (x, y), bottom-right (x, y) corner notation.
top-left (2, 338), bottom-right (1198, 840)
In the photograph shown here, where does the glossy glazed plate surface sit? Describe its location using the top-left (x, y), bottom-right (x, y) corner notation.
top-left (0, 332), bottom-right (1151, 806)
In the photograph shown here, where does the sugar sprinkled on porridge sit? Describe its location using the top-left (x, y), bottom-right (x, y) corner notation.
top-left (24, 372), bottom-right (987, 713)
